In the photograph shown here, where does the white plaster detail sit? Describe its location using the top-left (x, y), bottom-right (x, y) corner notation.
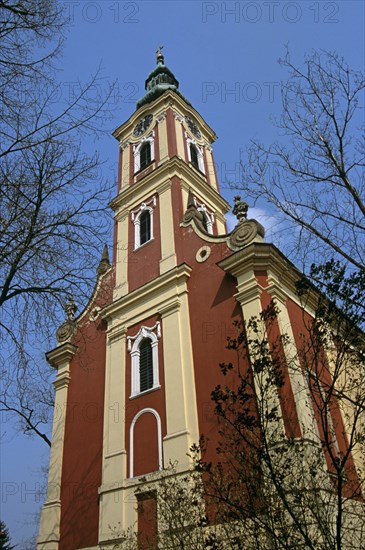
top-left (127, 322), bottom-right (161, 397)
top-left (193, 198), bottom-right (215, 234)
top-left (196, 246), bottom-right (211, 263)
top-left (173, 111), bottom-right (184, 123)
top-left (89, 306), bottom-right (101, 322)
top-left (186, 136), bottom-right (205, 174)
top-left (156, 111), bottom-right (167, 123)
top-left (121, 139), bottom-right (130, 150)
top-left (133, 133), bottom-right (155, 173)
top-left (129, 408), bottom-right (163, 478)
top-left (132, 197), bottom-right (157, 250)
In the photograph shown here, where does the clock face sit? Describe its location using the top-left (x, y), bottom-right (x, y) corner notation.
top-left (185, 116), bottom-right (201, 139)
top-left (133, 114), bottom-right (153, 137)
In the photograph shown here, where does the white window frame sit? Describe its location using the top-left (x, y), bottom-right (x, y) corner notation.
top-left (131, 197), bottom-right (157, 250)
top-left (129, 407), bottom-right (163, 478)
top-left (134, 133), bottom-right (155, 173)
top-left (186, 137), bottom-right (205, 174)
top-left (127, 322), bottom-right (161, 397)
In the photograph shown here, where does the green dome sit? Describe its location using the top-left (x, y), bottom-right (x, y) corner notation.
top-left (136, 48), bottom-right (191, 109)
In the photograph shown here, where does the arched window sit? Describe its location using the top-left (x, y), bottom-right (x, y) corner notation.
top-left (190, 144), bottom-right (199, 169)
top-left (186, 138), bottom-right (205, 174)
top-left (139, 338), bottom-right (153, 392)
top-left (130, 408), bottom-right (163, 478)
top-left (139, 209), bottom-right (151, 245)
top-left (140, 142), bottom-right (151, 169)
top-left (134, 136), bottom-right (155, 173)
top-left (132, 198), bottom-right (156, 250)
top-left (128, 322), bottom-right (161, 397)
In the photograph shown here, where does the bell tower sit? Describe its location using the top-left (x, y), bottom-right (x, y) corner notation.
top-left (38, 49), bottom-right (266, 550)
top-left (98, 48), bottom-right (236, 545)
top-left (111, 48), bottom-right (229, 300)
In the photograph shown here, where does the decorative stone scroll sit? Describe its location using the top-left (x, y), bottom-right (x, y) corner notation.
top-left (56, 298), bottom-right (77, 343)
top-left (181, 192), bottom-right (265, 251)
top-left (228, 219), bottom-right (265, 251)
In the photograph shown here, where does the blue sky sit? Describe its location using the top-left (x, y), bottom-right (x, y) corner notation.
top-left (1, 0), bottom-right (364, 546)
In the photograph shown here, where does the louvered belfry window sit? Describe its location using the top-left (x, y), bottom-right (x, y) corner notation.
top-left (190, 144), bottom-right (199, 169)
top-left (139, 338), bottom-right (153, 392)
top-left (140, 210), bottom-right (151, 245)
top-left (140, 142), bottom-right (151, 169)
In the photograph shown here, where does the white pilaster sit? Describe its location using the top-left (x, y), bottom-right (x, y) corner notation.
top-left (114, 211), bottom-right (129, 300)
top-left (37, 343), bottom-right (77, 550)
top-left (98, 325), bottom-right (128, 543)
top-left (158, 180), bottom-right (177, 273)
top-left (159, 297), bottom-right (199, 469)
top-left (267, 277), bottom-right (320, 441)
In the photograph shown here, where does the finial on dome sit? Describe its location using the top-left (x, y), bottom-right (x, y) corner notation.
top-left (156, 45), bottom-right (164, 64)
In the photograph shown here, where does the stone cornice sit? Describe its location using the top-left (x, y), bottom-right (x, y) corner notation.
top-left (109, 156), bottom-right (230, 216)
top-left (235, 282), bottom-right (264, 307)
top-left (112, 90), bottom-right (217, 144)
top-left (158, 299), bottom-right (181, 318)
top-left (156, 179), bottom-right (172, 195)
top-left (102, 263), bottom-right (192, 322)
top-left (218, 243), bottom-right (296, 284)
top-left (106, 323), bottom-right (128, 344)
top-left (46, 342), bottom-right (78, 370)
top-left (218, 243), bottom-right (318, 312)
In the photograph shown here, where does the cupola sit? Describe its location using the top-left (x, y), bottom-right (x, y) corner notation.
top-left (136, 46), bottom-right (191, 109)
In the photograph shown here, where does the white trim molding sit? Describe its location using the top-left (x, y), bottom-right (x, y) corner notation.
top-left (193, 197), bottom-right (215, 234)
top-left (133, 133), bottom-right (155, 173)
top-left (186, 134), bottom-right (205, 174)
top-left (127, 321), bottom-right (161, 397)
top-left (129, 408), bottom-right (163, 478)
top-left (131, 197), bottom-right (157, 250)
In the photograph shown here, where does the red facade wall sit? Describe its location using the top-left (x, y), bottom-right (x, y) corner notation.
top-left (59, 318), bottom-right (108, 547)
top-left (127, 194), bottom-right (161, 293)
top-left (286, 298), bottom-right (360, 494)
top-left (118, 147), bottom-right (123, 192)
top-left (166, 108), bottom-right (177, 158)
top-left (137, 492), bottom-right (158, 550)
top-left (178, 223), bottom-right (245, 460)
top-left (133, 412), bottom-right (159, 477)
top-left (260, 284), bottom-right (302, 439)
top-left (58, 272), bottom-right (112, 549)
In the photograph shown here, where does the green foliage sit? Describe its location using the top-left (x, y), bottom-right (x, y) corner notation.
top-left (195, 266), bottom-right (365, 549)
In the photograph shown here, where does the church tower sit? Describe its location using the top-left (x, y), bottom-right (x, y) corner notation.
top-left (37, 50), bottom-right (349, 549)
top-left (97, 47), bottom-right (263, 546)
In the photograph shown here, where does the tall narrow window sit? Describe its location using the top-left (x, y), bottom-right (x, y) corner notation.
top-left (190, 144), bottom-right (199, 169)
top-left (139, 210), bottom-right (151, 245)
top-left (201, 213), bottom-right (209, 232)
top-left (139, 338), bottom-right (153, 392)
top-left (140, 142), bottom-right (151, 169)
top-left (128, 322), bottom-right (161, 398)
top-left (134, 136), bottom-right (155, 173)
